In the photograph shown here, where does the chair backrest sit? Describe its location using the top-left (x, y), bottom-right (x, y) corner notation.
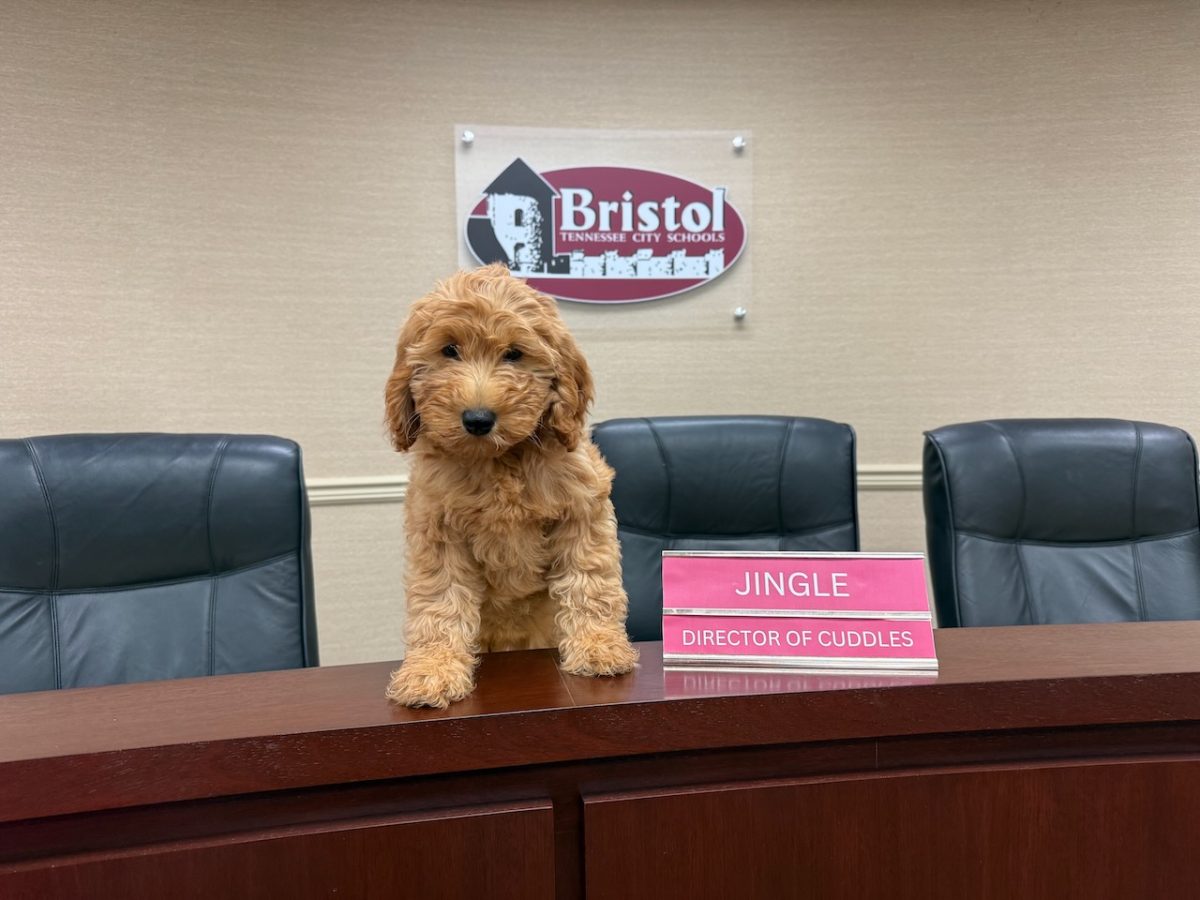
top-left (0, 434), bottom-right (318, 693)
top-left (591, 416), bottom-right (859, 641)
top-left (924, 418), bottom-right (1200, 627)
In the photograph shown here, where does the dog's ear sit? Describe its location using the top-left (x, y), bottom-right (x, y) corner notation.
top-left (545, 322), bottom-right (595, 452)
top-left (384, 314), bottom-right (424, 452)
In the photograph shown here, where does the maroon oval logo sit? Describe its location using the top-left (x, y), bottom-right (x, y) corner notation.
top-left (465, 159), bottom-right (747, 304)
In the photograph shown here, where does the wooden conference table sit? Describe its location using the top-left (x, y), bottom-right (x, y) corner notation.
top-left (3, 621), bottom-right (1200, 899)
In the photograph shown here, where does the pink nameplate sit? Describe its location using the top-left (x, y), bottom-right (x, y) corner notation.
top-left (662, 551), bottom-right (929, 618)
top-left (661, 552), bottom-right (936, 672)
top-left (662, 615), bottom-right (937, 670)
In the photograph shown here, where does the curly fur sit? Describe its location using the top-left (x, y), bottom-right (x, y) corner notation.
top-left (384, 264), bottom-right (638, 708)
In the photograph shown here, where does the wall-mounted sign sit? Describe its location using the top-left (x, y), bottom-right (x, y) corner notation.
top-left (463, 157), bottom-right (747, 304)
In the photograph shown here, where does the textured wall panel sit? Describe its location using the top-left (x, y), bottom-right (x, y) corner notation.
top-left (3, 0), bottom-right (1197, 660)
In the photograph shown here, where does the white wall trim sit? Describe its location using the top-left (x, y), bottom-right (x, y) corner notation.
top-left (857, 464), bottom-right (923, 491)
top-left (306, 465), bottom-right (922, 507)
top-left (307, 475), bottom-right (409, 506)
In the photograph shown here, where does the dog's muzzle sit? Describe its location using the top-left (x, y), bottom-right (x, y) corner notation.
top-left (462, 408), bottom-right (497, 436)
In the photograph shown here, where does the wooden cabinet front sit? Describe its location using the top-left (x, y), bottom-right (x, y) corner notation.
top-left (1, 800), bottom-right (554, 900)
top-left (585, 759), bottom-right (1200, 900)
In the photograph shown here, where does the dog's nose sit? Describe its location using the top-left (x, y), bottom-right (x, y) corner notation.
top-left (462, 408), bottom-right (496, 436)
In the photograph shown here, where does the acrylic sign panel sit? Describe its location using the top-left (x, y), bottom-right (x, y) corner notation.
top-left (661, 614), bottom-right (937, 670)
top-left (662, 552), bottom-right (930, 619)
top-left (661, 552), bottom-right (937, 672)
top-left (454, 125), bottom-right (752, 329)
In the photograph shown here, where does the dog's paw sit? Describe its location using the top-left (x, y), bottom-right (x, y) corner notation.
top-left (385, 652), bottom-right (476, 708)
top-left (559, 630), bottom-right (639, 677)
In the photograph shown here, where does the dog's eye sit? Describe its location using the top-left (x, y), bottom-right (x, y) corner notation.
top-left (442, 344), bottom-right (460, 359)
top-left (503, 347), bottom-right (523, 363)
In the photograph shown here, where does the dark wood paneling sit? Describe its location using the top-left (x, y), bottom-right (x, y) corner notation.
top-left (0, 801), bottom-right (554, 900)
top-left (5, 624), bottom-right (1200, 900)
top-left (6, 622), bottom-right (1200, 823)
top-left (0, 739), bottom-right (880, 873)
top-left (584, 759), bottom-right (1200, 900)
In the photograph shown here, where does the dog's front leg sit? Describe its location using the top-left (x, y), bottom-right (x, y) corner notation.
top-left (550, 500), bottom-right (639, 677)
top-left (386, 531), bottom-right (485, 708)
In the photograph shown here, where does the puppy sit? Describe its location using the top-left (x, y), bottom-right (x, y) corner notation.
top-left (383, 264), bottom-right (639, 708)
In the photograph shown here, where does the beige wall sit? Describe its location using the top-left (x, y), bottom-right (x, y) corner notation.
top-left (3, 0), bottom-right (1198, 664)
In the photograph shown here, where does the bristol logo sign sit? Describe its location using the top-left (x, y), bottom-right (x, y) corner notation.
top-left (465, 158), bottom-right (747, 304)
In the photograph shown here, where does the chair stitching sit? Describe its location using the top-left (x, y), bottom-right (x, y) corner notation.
top-left (1131, 423), bottom-right (1148, 620)
top-left (618, 521), bottom-right (853, 541)
top-left (845, 424), bottom-right (861, 551)
top-left (774, 420), bottom-right (794, 536)
top-left (925, 433), bottom-right (963, 627)
top-left (205, 438), bottom-right (231, 576)
top-left (294, 441), bottom-right (317, 667)
top-left (985, 423), bottom-right (1036, 624)
top-left (1131, 542), bottom-right (1147, 622)
top-left (207, 575), bottom-right (218, 676)
top-left (1013, 543), bottom-right (1036, 624)
top-left (1187, 430), bottom-right (1200, 529)
top-left (204, 438), bottom-right (231, 678)
top-left (0, 549), bottom-right (299, 595)
top-left (949, 526), bottom-right (1200, 548)
top-left (1131, 422), bottom-right (1142, 539)
top-left (24, 440), bottom-right (61, 688)
top-left (644, 419), bottom-right (672, 537)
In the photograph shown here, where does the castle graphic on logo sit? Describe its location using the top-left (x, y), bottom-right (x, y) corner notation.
top-left (466, 158), bottom-right (725, 280)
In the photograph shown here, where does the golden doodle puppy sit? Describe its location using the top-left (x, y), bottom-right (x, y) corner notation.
top-left (384, 264), bottom-right (639, 707)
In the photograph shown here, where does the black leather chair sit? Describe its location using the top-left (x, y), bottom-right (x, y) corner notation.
top-left (924, 418), bottom-right (1200, 627)
top-left (0, 434), bottom-right (318, 693)
top-left (592, 416), bottom-right (860, 641)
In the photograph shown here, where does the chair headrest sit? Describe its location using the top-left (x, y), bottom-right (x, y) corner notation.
top-left (592, 416), bottom-right (856, 536)
top-left (924, 419), bottom-right (1200, 542)
top-left (0, 433), bottom-right (305, 591)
